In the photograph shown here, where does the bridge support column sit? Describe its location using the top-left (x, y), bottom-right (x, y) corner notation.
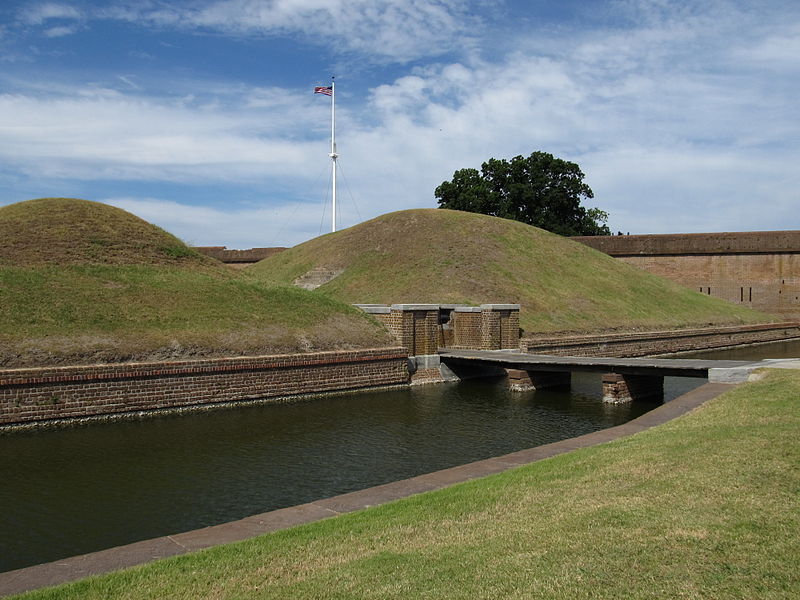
top-left (602, 373), bottom-right (663, 403)
top-left (507, 369), bottom-right (571, 392)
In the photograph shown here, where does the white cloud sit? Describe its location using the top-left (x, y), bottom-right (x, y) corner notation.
top-left (104, 196), bottom-right (336, 248)
top-left (738, 26), bottom-right (800, 68)
top-left (100, 0), bottom-right (479, 63)
top-left (18, 2), bottom-right (82, 25)
top-left (43, 25), bottom-right (79, 37)
top-left (0, 85), bottom-right (329, 183)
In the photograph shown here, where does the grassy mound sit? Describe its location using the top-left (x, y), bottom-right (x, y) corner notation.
top-left (0, 199), bottom-right (394, 366)
top-left (0, 198), bottom-right (213, 267)
top-left (249, 209), bottom-right (773, 333)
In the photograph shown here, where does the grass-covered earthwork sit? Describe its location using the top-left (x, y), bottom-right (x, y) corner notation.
top-left (249, 209), bottom-right (773, 333)
top-left (0, 199), bottom-right (393, 366)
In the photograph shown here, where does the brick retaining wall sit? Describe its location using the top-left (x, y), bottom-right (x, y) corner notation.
top-left (193, 246), bottom-right (287, 264)
top-left (0, 347), bottom-right (408, 428)
top-left (521, 323), bottom-right (800, 357)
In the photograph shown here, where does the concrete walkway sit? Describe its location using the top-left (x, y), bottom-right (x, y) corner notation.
top-left (0, 381), bottom-right (752, 597)
top-left (439, 349), bottom-right (758, 378)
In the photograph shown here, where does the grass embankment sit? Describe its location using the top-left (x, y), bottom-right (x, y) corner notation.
top-left (18, 369), bottom-right (800, 599)
top-left (250, 209), bottom-right (773, 333)
top-left (0, 199), bottom-right (394, 366)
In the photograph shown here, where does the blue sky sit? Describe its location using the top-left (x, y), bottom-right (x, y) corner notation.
top-left (1, 0), bottom-right (798, 248)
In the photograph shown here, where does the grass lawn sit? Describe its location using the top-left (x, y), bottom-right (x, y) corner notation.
top-left (17, 369), bottom-right (800, 599)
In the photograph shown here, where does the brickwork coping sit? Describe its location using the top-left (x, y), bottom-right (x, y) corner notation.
top-left (353, 305), bottom-right (391, 314)
top-left (480, 304), bottom-right (522, 311)
top-left (573, 230), bottom-right (800, 256)
top-left (390, 304), bottom-right (441, 311)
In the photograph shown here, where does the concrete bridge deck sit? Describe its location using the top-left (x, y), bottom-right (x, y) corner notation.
top-left (438, 349), bottom-right (756, 379)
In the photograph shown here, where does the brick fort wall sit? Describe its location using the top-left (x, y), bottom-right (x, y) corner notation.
top-left (573, 230), bottom-right (800, 318)
top-left (1, 347), bottom-right (408, 428)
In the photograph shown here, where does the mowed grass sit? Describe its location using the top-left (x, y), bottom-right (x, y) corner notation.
top-left (0, 199), bottom-right (394, 365)
top-left (0, 265), bottom-right (393, 366)
top-left (249, 209), bottom-right (773, 333)
top-left (19, 369), bottom-right (800, 599)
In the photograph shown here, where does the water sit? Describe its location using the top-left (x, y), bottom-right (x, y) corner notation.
top-left (677, 338), bottom-right (800, 361)
top-left (1, 338), bottom-right (798, 573)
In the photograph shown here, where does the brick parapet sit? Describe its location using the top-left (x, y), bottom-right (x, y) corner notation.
top-left (0, 347), bottom-right (409, 427)
top-left (193, 246), bottom-right (287, 263)
top-left (573, 231), bottom-right (800, 256)
top-left (521, 323), bottom-right (800, 357)
top-left (355, 304), bottom-right (520, 354)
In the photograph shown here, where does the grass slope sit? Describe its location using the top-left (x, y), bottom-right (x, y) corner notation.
top-left (250, 209), bottom-right (773, 333)
top-left (0, 198), bottom-right (210, 267)
top-left (0, 199), bottom-right (393, 366)
top-left (20, 369), bottom-right (800, 599)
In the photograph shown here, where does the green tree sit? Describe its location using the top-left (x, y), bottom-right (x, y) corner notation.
top-left (435, 151), bottom-right (611, 236)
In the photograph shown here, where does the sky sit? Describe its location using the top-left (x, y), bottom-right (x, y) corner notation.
top-left (0, 0), bottom-right (798, 248)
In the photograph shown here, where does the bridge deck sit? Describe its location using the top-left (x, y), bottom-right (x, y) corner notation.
top-left (438, 350), bottom-right (756, 378)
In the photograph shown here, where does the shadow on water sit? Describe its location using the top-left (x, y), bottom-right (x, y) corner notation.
top-left (0, 343), bottom-right (782, 573)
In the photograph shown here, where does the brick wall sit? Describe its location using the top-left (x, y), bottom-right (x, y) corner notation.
top-left (367, 306), bottom-right (440, 356)
top-left (0, 347), bottom-right (408, 427)
top-left (573, 230), bottom-right (800, 256)
top-left (573, 231), bottom-right (800, 318)
top-left (521, 322), bottom-right (800, 357)
top-left (481, 307), bottom-right (520, 350)
top-left (451, 310), bottom-right (482, 348)
top-left (617, 254), bottom-right (800, 317)
top-left (194, 246), bottom-right (287, 265)
top-left (361, 304), bottom-right (521, 354)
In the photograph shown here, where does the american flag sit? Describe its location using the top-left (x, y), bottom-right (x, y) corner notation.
top-left (314, 86), bottom-right (333, 96)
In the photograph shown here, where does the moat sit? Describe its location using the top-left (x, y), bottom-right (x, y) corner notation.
top-left (2, 339), bottom-right (799, 573)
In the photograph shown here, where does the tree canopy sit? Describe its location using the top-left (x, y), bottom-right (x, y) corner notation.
top-left (435, 151), bottom-right (610, 236)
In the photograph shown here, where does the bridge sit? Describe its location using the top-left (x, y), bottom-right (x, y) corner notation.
top-left (438, 350), bottom-right (759, 403)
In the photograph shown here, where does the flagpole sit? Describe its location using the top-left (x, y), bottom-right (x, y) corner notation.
top-left (329, 77), bottom-right (338, 233)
